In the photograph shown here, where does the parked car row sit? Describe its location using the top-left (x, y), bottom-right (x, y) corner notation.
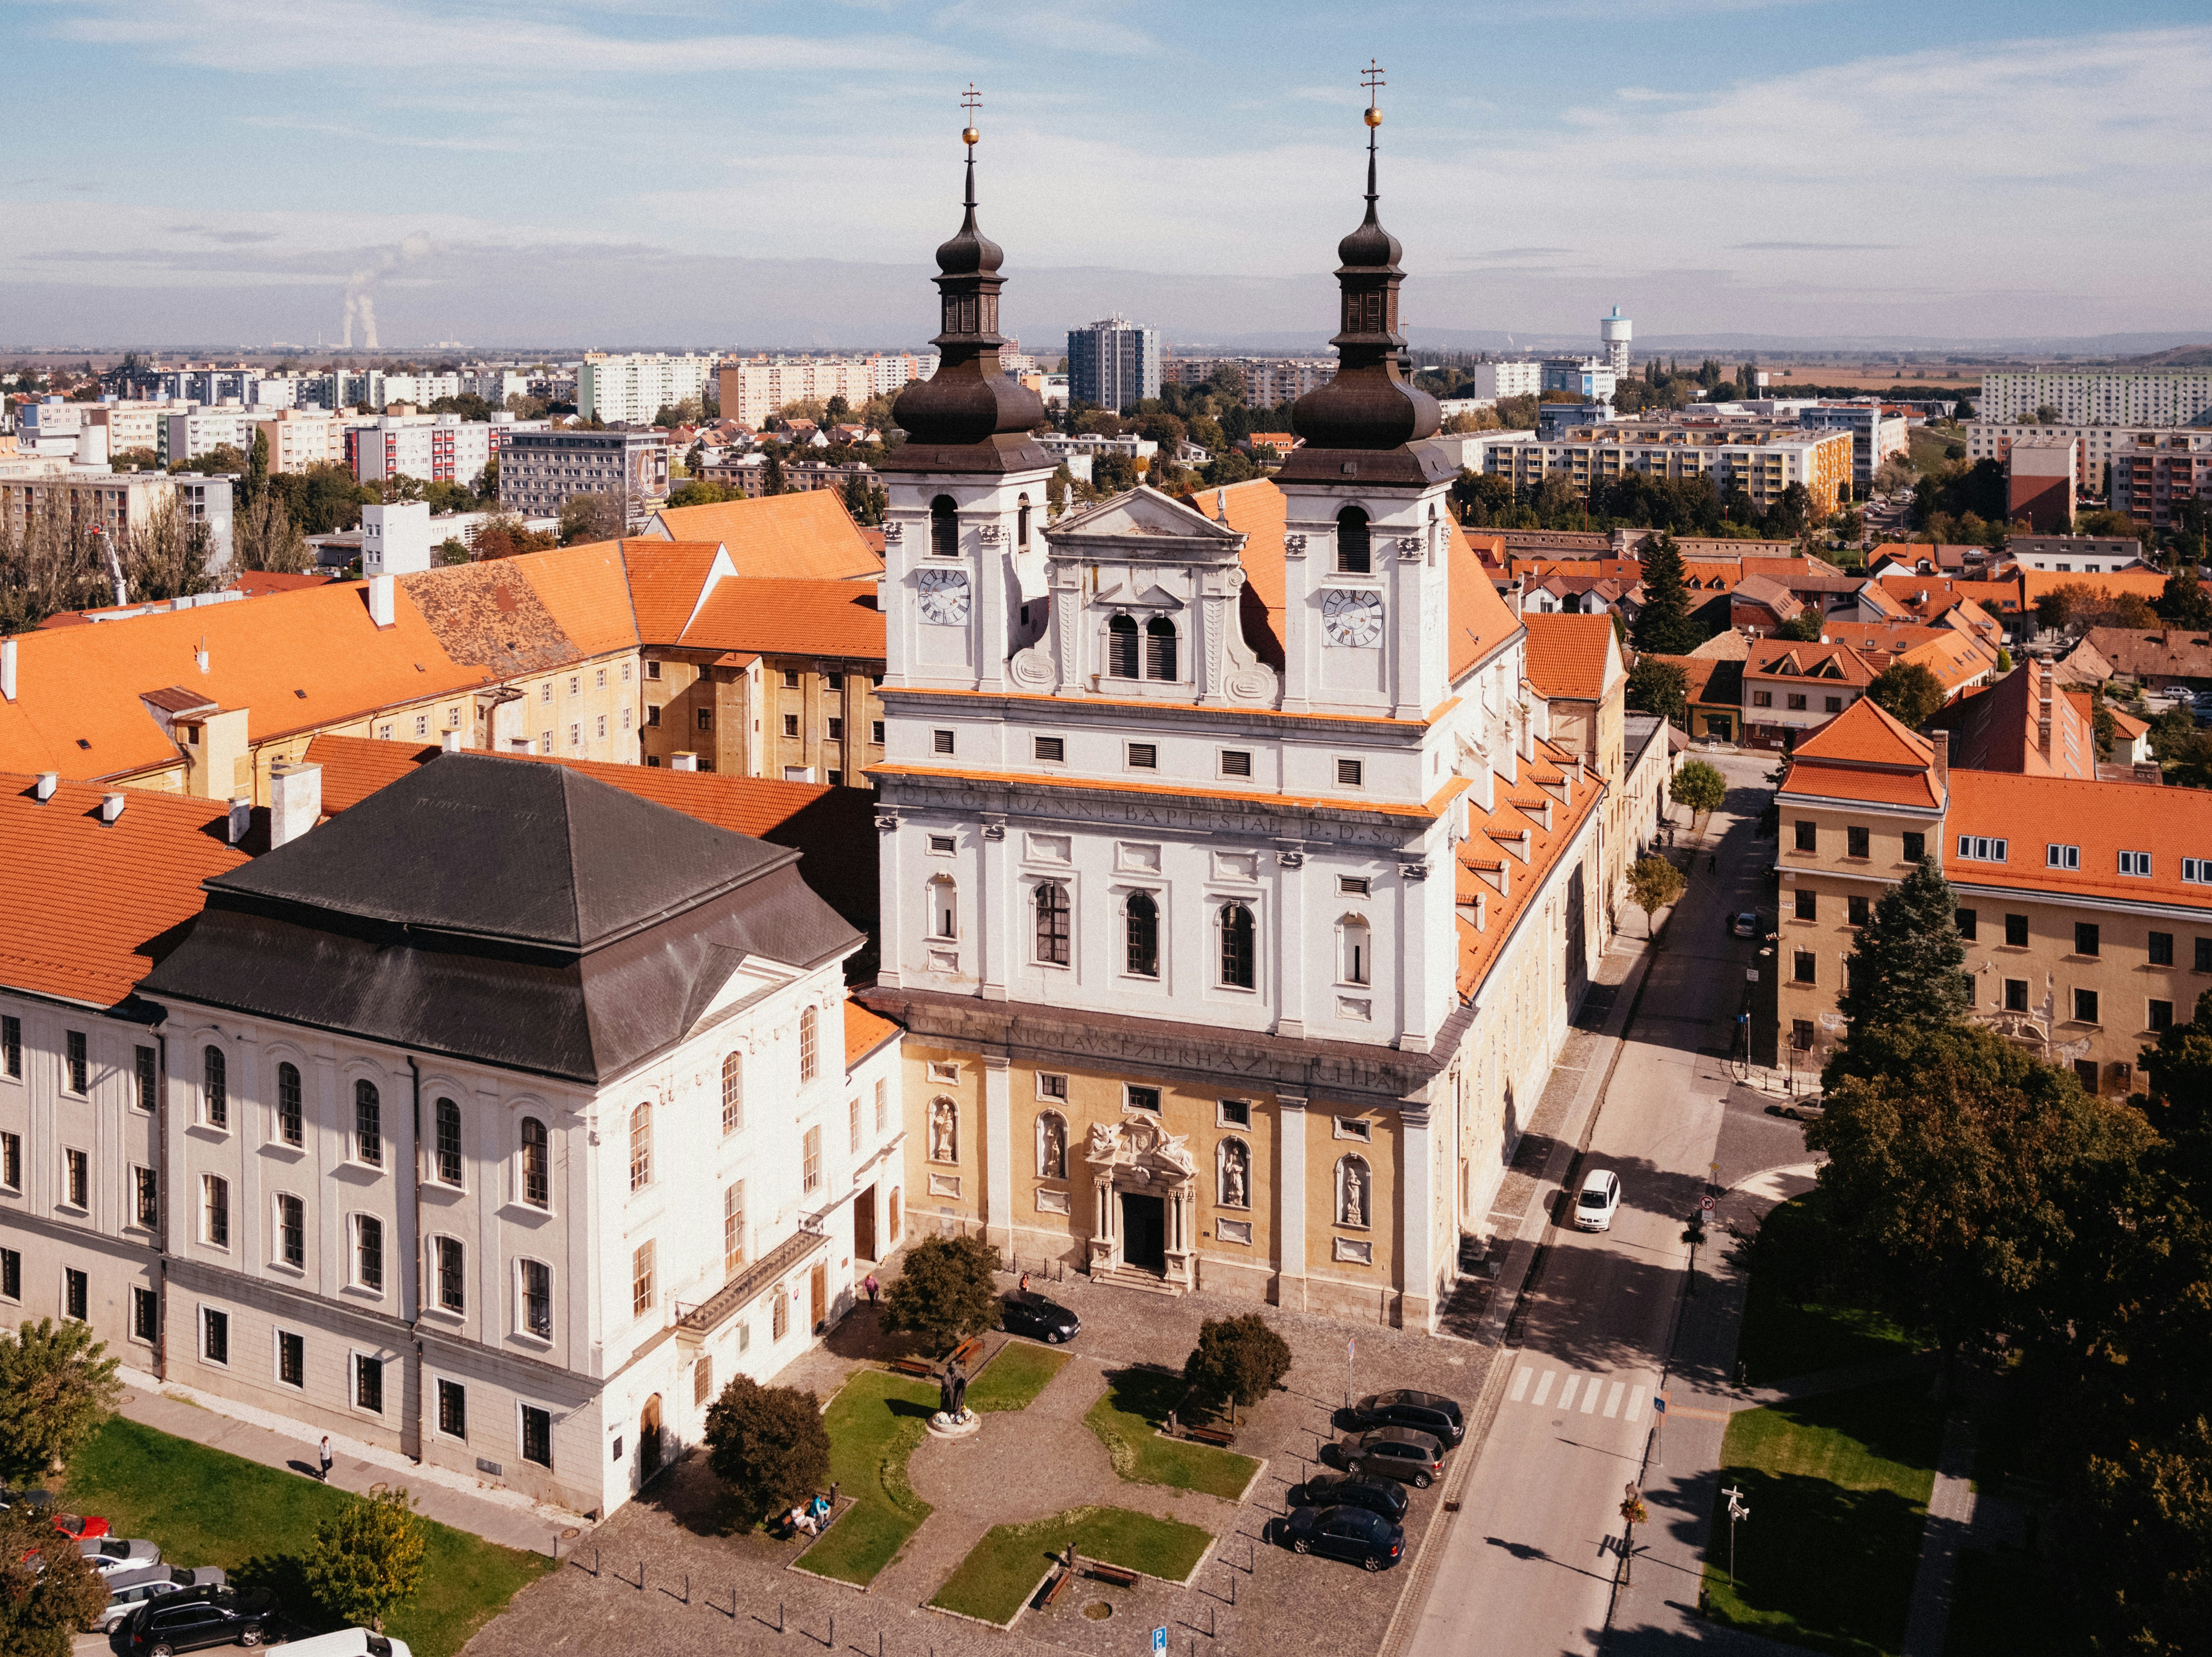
top-left (1279, 1389), bottom-right (1469, 1571)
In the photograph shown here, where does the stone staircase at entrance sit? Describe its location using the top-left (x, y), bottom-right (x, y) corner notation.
top-left (1090, 1264), bottom-right (1184, 1297)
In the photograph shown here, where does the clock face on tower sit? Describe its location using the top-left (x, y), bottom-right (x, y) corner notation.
top-left (1321, 586), bottom-right (1385, 648)
top-left (917, 569), bottom-right (971, 626)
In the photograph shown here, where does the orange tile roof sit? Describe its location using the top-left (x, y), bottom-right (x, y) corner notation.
top-left (1789, 696), bottom-right (1934, 769)
top-left (616, 539), bottom-right (731, 643)
top-left (0, 581), bottom-right (492, 782)
top-left (2018, 568), bottom-right (2170, 605)
top-left (1522, 614), bottom-right (1618, 702)
top-left (649, 490), bottom-right (883, 581)
top-left (231, 572), bottom-right (337, 597)
top-left (1928, 665), bottom-right (2094, 778)
top-left (1647, 653), bottom-right (1741, 708)
top-left (1777, 764), bottom-right (1943, 810)
top-left (679, 578), bottom-right (886, 661)
top-left (1456, 755), bottom-right (1606, 999)
top-left (1745, 640), bottom-right (1879, 687)
top-left (0, 773), bottom-right (249, 1007)
top-left (844, 1001), bottom-right (899, 1068)
top-left (1878, 573), bottom-right (2022, 615)
top-left (1897, 631), bottom-right (1998, 695)
top-left (1945, 769), bottom-right (2212, 909)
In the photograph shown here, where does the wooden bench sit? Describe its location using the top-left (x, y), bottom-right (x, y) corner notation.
top-left (1086, 1561), bottom-right (1140, 1589)
top-left (1185, 1424), bottom-right (1237, 1448)
top-left (888, 1355), bottom-right (935, 1378)
top-left (1040, 1566), bottom-right (1075, 1609)
top-left (950, 1335), bottom-right (985, 1368)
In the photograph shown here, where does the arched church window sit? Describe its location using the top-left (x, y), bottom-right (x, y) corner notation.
top-left (1145, 616), bottom-right (1178, 681)
top-left (930, 495), bottom-right (958, 559)
top-left (1125, 891), bottom-right (1159, 979)
top-left (1336, 506), bottom-right (1371, 575)
top-left (1219, 902), bottom-right (1256, 990)
top-left (1017, 494), bottom-right (1031, 550)
top-left (1107, 614), bottom-right (1139, 678)
top-left (1336, 1155), bottom-right (1371, 1229)
top-left (1034, 882), bottom-right (1070, 965)
top-left (928, 876), bottom-right (958, 940)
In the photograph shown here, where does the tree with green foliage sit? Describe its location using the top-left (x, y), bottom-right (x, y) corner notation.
top-left (760, 444), bottom-right (786, 497)
top-left (232, 492), bottom-right (311, 575)
top-left (1993, 647), bottom-right (2012, 672)
top-left (1631, 533), bottom-right (1702, 656)
top-left (1774, 608), bottom-right (1825, 642)
top-left (1669, 757), bottom-right (1726, 827)
top-left (666, 480), bottom-right (743, 509)
top-left (1182, 1314), bottom-right (1292, 1425)
top-left (243, 427), bottom-right (269, 508)
top-left (557, 491), bottom-right (625, 546)
top-left (841, 472), bottom-right (887, 526)
top-left (0, 1498), bottom-right (107, 1657)
top-left (1626, 854), bottom-right (1685, 938)
top-left (0, 1317), bottom-right (121, 1485)
top-left (301, 1487), bottom-right (428, 1633)
top-left (880, 1234), bottom-right (1000, 1356)
top-left (1866, 660), bottom-right (1947, 730)
top-left (1624, 656), bottom-right (1689, 727)
top-left (435, 538), bottom-right (470, 566)
top-left (702, 1375), bottom-right (832, 1529)
top-left (2158, 570), bottom-right (2212, 628)
top-left (1833, 855), bottom-right (1970, 1040)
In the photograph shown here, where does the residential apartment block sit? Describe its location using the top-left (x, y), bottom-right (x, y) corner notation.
top-left (576, 354), bottom-right (718, 427)
top-left (716, 356), bottom-right (931, 429)
top-left (1979, 369), bottom-right (2212, 428)
top-left (497, 430), bottom-right (669, 524)
top-left (1161, 357), bottom-right (1336, 405)
top-left (0, 470), bottom-right (234, 567)
top-left (250, 410), bottom-right (349, 473)
top-left (1484, 421), bottom-right (1853, 518)
top-left (2109, 430), bottom-right (2212, 529)
top-left (1964, 419), bottom-right (2141, 495)
top-left (1067, 315), bottom-right (1160, 411)
top-left (346, 414), bottom-right (496, 488)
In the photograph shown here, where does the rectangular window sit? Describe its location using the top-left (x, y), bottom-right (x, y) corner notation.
top-left (849, 1095), bottom-right (861, 1153)
top-left (2120, 850), bottom-right (2153, 876)
top-left (1903, 832), bottom-right (1925, 862)
top-left (1956, 908), bottom-right (1978, 941)
top-left (0, 1131), bottom-right (16, 1192)
top-left (826, 717), bottom-right (843, 742)
top-left (1793, 890), bottom-right (1816, 921)
top-left (540, 682), bottom-right (552, 703)
top-left (1793, 951), bottom-right (1816, 984)
top-left (645, 660), bottom-right (661, 681)
top-left (723, 1181), bottom-right (746, 1274)
top-left (2185, 858), bottom-right (2212, 884)
top-left (1126, 1084), bottom-right (1162, 1114)
top-left (2151, 931), bottom-right (2175, 966)
top-left (1786, 693), bottom-right (1808, 711)
top-left (1219, 1098), bottom-right (1252, 1128)
top-left (2076, 1059), bottom-right (2101, 1093)
top-left (134, 1046), bottom-right (156, 1112)
top-left (2151, 999), bottom-right (2176, 1032)
top-left (2004, 976), bottom-right (2029, 1012)
top-left (782, 669), bottom-right (801, 689)
top-left (203, 1307), bottom-right (228, 1366)
top-left (64, 1267), bottom-right (86, 1321)
top-left (1127, 742), bottom-right (1158, 770)
top-left (772, 1286), bottom-right (789, 1342)
top-left (1335, 1116), bottom-right (1373, 1141)
top-left (1339, 876), bottom-right (1371, 897)
top-left (2048, 843), bottom-right (2081, 870)
top-left (134, 1166), bottom-right (159, 1229)
top-left (278, 1194), bottom-right (304, 1267)
top-left (694, 1353), bottom-right (713, 1406)
top-left (1337, 757), bottom-right (1364, 787)
top-left (0, 1247), bottom-right (16, 1301)
top-left (131, 1286), bottom-right (156, 1342)
top-left (632, 1241), bottom-right (655, 1319)
top-left (64, 1147), bottom-right (88, 1208)
top-left (646, 704), bottom-right (661, 727)
top-left (1220, 750), bottom-right (1252, 778)
top-left (65, 1030), bottom-right (86, 1094)
top-left (2075, 922), bottom-right (2100, 957)
top-left (1753, 690), bottom-right (1773, 708)
top-left (539, 732), bottom-right (552, 753)
top-left (1957, 836), bottom-right (2009, 862)
top-left (928, 834), bottom-right (956, 855)
top-left (875, 1078), bottom-right (887, 1133)
top-left (2006, 914), bottom-right (2030, 948)
top-left (521, 1404), bottom-right (552, 1468)
top-left (278, 1331), bottom-right (305, 1389)
top-left (1794, 821), bottom-right (1816, 852)
top-left (1847, 895), bottom-right (1870, 927)
top-left (1033, 735), bottom-right (1064, 762)
top-left (518, 1258), bottom-right (552, 1339)
top-left (202, 1174), bottom-right (228, 1247)
top-left (1, 1015), bottom-right (17, 1078)
top-left (782, 714), bottom-right (799, 737)
top-left (933, 729), bottom-right (955, 755)
top-left (436, 1237), bottom-right (465, 1313)
top-left (1847, 826), bottom-right (1870, 859)
top-left (357, 1215), bottom-right (384, 1292)
top-left (355, 1353), bottom-right (384, 1413)
top-left (437, 1378), bottom-right (467, 1440)
top-left (2075, 988), bottom-right (2101, 1024)
top-left (1824, 696), bottom-right (1843, 713)
top-left (872, 721), bottom-right (885, 745)
top-left (802, 1126), bottom-right (822, 1194)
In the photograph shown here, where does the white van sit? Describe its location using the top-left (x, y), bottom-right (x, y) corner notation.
top-left (267, 1630), bottom-right (413, 1657)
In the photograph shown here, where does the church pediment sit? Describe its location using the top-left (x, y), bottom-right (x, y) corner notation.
top-left (1092, 577), bottom-right (1187, 611)
top-left (1046, 485), bottom-right (1245, 558)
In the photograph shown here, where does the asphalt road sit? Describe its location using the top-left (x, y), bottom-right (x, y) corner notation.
top-left (1405, 753), bottom-right (1780, 1657)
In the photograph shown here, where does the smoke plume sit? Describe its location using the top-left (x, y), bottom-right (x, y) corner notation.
top-left (340, 232), bottom-right (432, 349)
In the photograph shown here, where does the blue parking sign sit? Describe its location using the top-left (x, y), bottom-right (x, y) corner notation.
top-left (1153, 1628), bottom-right (1167, 1655)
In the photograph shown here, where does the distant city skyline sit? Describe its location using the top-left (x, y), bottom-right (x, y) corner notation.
top-left (6, 1), bottom-right (2211, 348)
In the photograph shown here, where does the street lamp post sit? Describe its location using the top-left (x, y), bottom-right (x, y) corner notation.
top-left (1620, 1483), bottom-right (1648, 1586)
top-left (1723, 1484), bottom-right (1750, 1588)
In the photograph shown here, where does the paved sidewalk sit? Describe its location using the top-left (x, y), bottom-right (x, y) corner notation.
top-left (1899, 1411), bottom-right (1978, 1657)
top-left (112, 1370), bottom-right (577, 1559)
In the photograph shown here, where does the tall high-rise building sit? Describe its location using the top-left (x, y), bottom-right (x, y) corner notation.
top-left (1980, 368), bottom-right (2212, 427)
top-left (1600, 307), bottom-right (1633, 379)
top-left (577, 353), bottom-right (718, 426)
top-left (1067, 315), bottom-right (1159, 411)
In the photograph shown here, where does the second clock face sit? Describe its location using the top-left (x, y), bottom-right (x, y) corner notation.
top-left (1322, 586), bottom-right (1385, 647)
top-left (918, 569), bottom-right (971, 625)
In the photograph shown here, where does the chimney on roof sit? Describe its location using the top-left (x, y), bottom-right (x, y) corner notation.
top-left (0, 636), bottom-right (14, 702)
top-left (440, 727), bottom-right (460, 753)
top-left (99, 791), bottom-right (126, 825)
top-left (267, 759), bottom-right (321, 849)
top-left (2036, 656), bottom-right (2054, 763)
top-left (34, 771), bottom-right (58, 802)
top-left (226, 796), bottom-right (252, 845)
top-left (367, 573), bottom-right (396, 629)
top-left (1931, 730), bottom-right (1949, 798)
top-left (671, 751), bottom-right (699, 772)
top-left (195, 639), bottom-right (209, 675)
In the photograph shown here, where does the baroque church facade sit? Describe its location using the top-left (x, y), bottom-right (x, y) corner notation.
top-left (864, 114), bottom-right (1616, 1328)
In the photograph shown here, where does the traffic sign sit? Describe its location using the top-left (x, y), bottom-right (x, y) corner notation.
top-left (1153, 1627), bottom-right (1168, 1655)
top-left (1653, 1395), bottom-right (1668, 1415)
top-left (1700, 1195), bottom-right (1716, 1212)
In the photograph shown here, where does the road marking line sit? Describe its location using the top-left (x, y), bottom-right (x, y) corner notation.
top-left (1509, 1367), bottom-right (1532, 1403)
top-left (1531, 1370), bottom-right (1555, 1407)
top-left (1580, 1376), bottom-right (1602, 1414)
top-left (1603, 1381), bottom-right (1625, 1418)
top-left (1556, 1375), bottom-right (1578, 1409)
top-left (1626, 1388), bottom-right (1645, 1423)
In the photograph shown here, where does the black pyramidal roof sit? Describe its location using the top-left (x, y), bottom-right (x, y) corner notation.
top-left (144, 752), bottom-right (863, 1084)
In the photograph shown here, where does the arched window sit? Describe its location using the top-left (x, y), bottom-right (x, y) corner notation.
top-left (354, 1080), bottom-right (381, 1167)
top-left (202, 1045), bottom-right (227, 1129)
top-left (1107, 614), bottom-right (1139, 678)
top-left (435, 1096), bottom-right (462, 1186)
top-left (1336, 505), bottom-right (1371, 574)
top-left (1336, 1155), bottom-right (1371, 1228)
top-left (1017, 493), bottom-right (1032, 550)
top-left (1217, 1137), bottom-right (1251, 1209)
top-left (720, 1052), bottom-right (743, 1135)
top-left (1340, 916), bottom-right (1372, 986)
top-left (520, 1118), bottom-right (549, 1208)
top-left (1145, 616), bottom-right (1178, 681)
top-left (800, 1006), bottom-right (820, 1082)
top-left (928, 877), bottom-right (958, 940)
top-left (929, 1096), bottom-right (959, 1164)
top-left (1036, 1111), bottom-right (1067, 1179)
top-left (1034, 882), bottom-right (1070, 965)
top-left (629, 1101), bottom-right (652, 1192)
top-left (1126, 891), bottom-right (1160, 979)
top-left (929, 494), bottom-right (958, 559)
top-left (1427, 502), bottom-right (1439, 566)
top-left (1219, 902), bottom-right (1256, 989)
top-left (276, 1060), bottom-right (302, 1146)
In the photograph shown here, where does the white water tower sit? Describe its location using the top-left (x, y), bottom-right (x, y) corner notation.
top-left (1601, 307), bottom-right (1633, 379)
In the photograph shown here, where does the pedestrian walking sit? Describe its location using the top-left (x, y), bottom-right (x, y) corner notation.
top-left (318, 1435), bottom-right (333, 1482)
top-left (863, 1272), bottom-right (879, 1308)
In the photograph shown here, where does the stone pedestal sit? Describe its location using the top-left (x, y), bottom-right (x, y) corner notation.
top-left (926, 1409), bottom-right (982, 1439)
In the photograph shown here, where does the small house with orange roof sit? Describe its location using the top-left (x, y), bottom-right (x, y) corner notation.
top-left (1742, 639), bottom-right (1880, 751)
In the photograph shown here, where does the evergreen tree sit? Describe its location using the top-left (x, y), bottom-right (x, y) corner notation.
top-left (1834, 856), bottom-right (1970, 1045)
top-left (1630, 532), bottom-right (1702, 655)
top-left (244, 427), bottom-right (269, 508)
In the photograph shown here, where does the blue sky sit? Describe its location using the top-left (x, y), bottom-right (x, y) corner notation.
top-left (6, 0), bottom-right (2211, 349)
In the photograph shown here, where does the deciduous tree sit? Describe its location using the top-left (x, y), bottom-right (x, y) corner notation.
top-left (557, 491), bottom-right (625, 546)
top-left (1626, 855), bottom-right (1685, 937)
top-left (0, 1499), bottom-right (107, 1657)
top-left (302, 1487), bottom-right (428, 1634)
top-left (0, 1318), bottom-right (121, 1485)
top-left (1625, 657), bottom-right (1690, 727)
top-left (1867, 660), bottom-right (1947, 730)
top-left (1669, 757), bottom-right (1726, 825)
top-left (880, 1235), bottom-right (1000, 1357)
top-left (1182, 1314), bottom-right (1292, 1425)
top-left (702, 1376), bottom-right (832, 1529)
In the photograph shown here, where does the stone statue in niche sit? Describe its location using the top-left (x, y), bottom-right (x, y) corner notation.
top-left (1038, 1113), bottom-right (1067, 1180)
top-left (930, 1099), bottom-right (958, 1163)
top-left (1340, 1159), bottom-right (1368, 1228)
top-left (1220, 1139), bottom-right (1248, 1209)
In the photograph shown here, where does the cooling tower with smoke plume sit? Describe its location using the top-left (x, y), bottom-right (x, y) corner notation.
top-left (340, 232), bottom-right (432, 349)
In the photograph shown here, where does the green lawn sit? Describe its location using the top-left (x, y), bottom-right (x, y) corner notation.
top-left (928, 1505), bottom-right (1215, 1626)
top-left (795, 1370), bottom-right (938, 1584)
top-left (1736, 1199), bottom-right (1922, 1385)
top-left (1082, 1368), bottom-right (1258, 1501)
top-left (965, 1342), bottom-right (1069, 1413)
top-left (62, 1417), bottom-right (551, 1657)
top-left (1701, 1378), bottom-right (1945, 1657)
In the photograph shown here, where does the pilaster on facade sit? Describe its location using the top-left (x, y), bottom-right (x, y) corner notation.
top-left (1276, 1094), bottom-right (1308, 1310)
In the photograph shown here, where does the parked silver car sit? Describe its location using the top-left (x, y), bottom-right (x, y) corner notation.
top-left (81, 1535), bottom-right (161, 1576)
top-left (97, 1565), bottom-right (226, 1634)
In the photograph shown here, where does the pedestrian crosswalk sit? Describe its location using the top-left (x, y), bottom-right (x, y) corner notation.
top-left (1507, 1363), bottom-right (1649, 1423)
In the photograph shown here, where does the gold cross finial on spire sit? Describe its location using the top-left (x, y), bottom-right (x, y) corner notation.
top-left (1362, 59), bottom-right (1385, 126)
top-left (961, 83), bottom-right (982, 148)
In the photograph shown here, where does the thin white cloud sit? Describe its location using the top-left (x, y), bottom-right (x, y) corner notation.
top-left (933, 0), bottom-right (1159, 58)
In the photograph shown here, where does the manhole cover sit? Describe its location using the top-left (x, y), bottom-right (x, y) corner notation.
top-left (1082, 1601), bottom-right (1113, 1621)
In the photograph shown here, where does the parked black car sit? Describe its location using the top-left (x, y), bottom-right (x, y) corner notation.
top-left (1347, 1389), bottom-right (1465, 1447)
top-left (1000, 1294), bottom-right (1079, 1344)
top-left (125, 1587), bottom-right (279, 1655)
top-left (0, 1486), bottom-right (55, 1514)
top-left (1278, 1505), bottom-right (1405, 1571)
top-left (1290, 1472), bottom-right (1410, 1523)
top-left (1343, 1426), bottom-right (1445, 1488)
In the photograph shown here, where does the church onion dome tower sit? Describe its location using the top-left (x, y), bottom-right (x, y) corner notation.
top-left (882, 89), bottom-right (1051, 477)
top-left (1278, 62), bottom-right (1449, 490)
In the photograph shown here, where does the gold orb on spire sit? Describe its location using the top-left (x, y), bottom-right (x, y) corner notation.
top-left (1364, 106), bottom-right (1382, 128)
top-left (963, 126), bottom-right (980, 146)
